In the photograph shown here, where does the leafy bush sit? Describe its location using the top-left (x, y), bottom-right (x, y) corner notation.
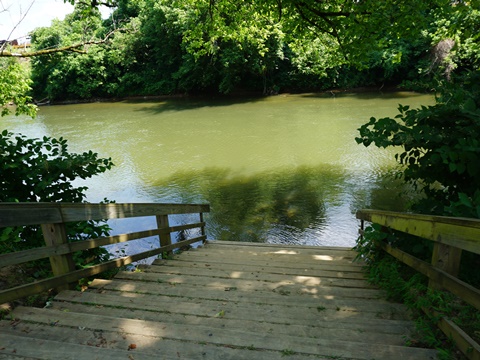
top-left (0, 58), bottom-right (37, 117)
top-left (356, 72), bottom-right (480, 218)
top-left (0, 130), bottom-right (114, 267)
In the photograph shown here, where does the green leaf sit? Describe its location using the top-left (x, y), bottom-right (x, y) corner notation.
top-left (463, 98), bottom-right (476, 112)
top-left (458, 193), bottom-right (472, 207)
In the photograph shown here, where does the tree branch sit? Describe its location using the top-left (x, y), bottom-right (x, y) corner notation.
top-left (66, 0), bottom-right (116, 8)
top-left (0, 0), bottom-right (35, 52)
top-left (0, 31), bottom-right (116, 57)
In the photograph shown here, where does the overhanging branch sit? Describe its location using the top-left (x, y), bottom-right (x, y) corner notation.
top-left (0, 31), bottom-right (116, 58)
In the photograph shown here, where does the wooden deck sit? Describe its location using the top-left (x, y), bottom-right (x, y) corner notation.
top-left (0, 241), bottom-right (437, 360)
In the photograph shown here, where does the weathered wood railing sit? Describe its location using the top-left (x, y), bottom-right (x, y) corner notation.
top-left (356, 209), bottom-right (480, 359)
top-left (0, 202), bottom-right (210, 304)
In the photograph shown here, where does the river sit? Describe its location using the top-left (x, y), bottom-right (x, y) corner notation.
top-left (3, 92), bottom-right (434, 250)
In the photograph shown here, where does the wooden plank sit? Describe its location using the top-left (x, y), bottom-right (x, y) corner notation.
top-left (0, 355), bottom-right (38, 360)
top-left (429, 243), bottom-right (463, 290)
top-left (160, 253), bottom-right (364, 271)
top-left (114, 269), bottom-right (374, 290)
top-left (152, 258), bottom-right (365, 273)
top-left (51, 298), bottom-right (411, 345)
top-left (431, 243), bottom-right (463, 277)
top-left (206, 240), bottom-right (354, 251)
top-left (85, 272), bottom-right (394, 313)
top-left (418, 307), bottom-right (478, 360)
top-left (0, 321), bottom-right (358, 360)
top-left (357, 209), bottom-right (480, 229)
top-left (184, 244), bottom-right (358, 257)
top-left (169, 222), bottom-right (206, 234)
top-left (53, 288), bottom-right (414, 336)
top-left (0, 202), bottom-right (210, 227)
top-left (0, 203), bottom-right (62, 227)
top-left (172, 250), bottom-right (359, 266)
top-left (205, 241), bottom-right (357, 256)
top-left (59, 286), bottom-right (407, 321)
top-left (0, 224), bottom-right (204, 268)
top-left (0, 355), bottom-right (39, 360)
top-left (200, 212), bottom-right (206, 239)
top-left (201, 247), bottom-right (357, 260)
top-left (437, 317), bottom-right (480, 360)
top-left (10, 307), bottom-right (437, 359)
top-left (90, 277), bottom-right (385, 301)
top-left (0, 332), bottom-right (167, 360)
top-left (59, 203), bottom-right (210, 223)
top-left (0, 229), bottom-right (162, 267)
top-left (357, 209), bottom-right (480, 254)
top-left (382, 243), bottom-right (480, 310)
top-left (156, 214), bottom-right (172, 248)
top-left (145, 261), bottom-right (367, 280)
top-left (40, 223), bottom-right (75, 291)
top-left (0, 237), bottom-right (204, 304)
top-left (421, 307), bottom-right (480, 360)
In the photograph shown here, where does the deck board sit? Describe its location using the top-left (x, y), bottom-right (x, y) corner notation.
top-left (0, 241), bottom-right (438, 359)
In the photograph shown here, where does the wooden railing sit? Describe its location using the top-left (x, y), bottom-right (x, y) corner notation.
top-left (0, 202), bottom-right (210, 304)
top-left (356, 209), bottom-right (480, 359)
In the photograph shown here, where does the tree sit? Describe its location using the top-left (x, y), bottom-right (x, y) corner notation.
top-left (26, 0), bottom-right (432, 98)
top-left (0, 1), bottom-right (116, 273)
top-left (0, 131), bottom-right (114, 255)
top-left (0, 58), bottom-right (37, 117)
top-left (356, 74), bottom-right (480, 217)
top-left (355, 3), bottom-right (480, 217)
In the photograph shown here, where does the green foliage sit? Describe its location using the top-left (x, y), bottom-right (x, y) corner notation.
top-left (355, 226), bottom-right (480, 356)
top-left (354, 6), bottom-right (480, 355)
top-left (30, 0), bottom-right (452, 99)
top-left (0, 58), bottom-right (37, 117)
top-left (0, 130), bottom-right (113, 203)
top-left (356, 72), bottom-right (480, 217)
top-left (0, 130), bottom-right (114, 267)
top-left (29, 9), bottom-right (116, 100)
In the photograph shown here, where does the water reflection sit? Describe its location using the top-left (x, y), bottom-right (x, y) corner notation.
top-left (151, 164), bottom-right (413, 245)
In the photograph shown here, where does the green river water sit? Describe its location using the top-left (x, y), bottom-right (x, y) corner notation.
top-left (3, 92), bottom-right (434, 250)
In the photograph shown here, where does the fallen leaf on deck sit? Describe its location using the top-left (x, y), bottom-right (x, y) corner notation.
top-left (215, 310), bottom-right (225, 318)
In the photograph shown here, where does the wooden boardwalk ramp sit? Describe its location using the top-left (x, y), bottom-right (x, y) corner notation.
top-left (1, 241), bottom-right (437, 360)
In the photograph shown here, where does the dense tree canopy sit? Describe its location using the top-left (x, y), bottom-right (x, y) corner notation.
top-left (0, 0), bottom-right (474, 101)
top-left (0, 58), bottom-right (37, 117)
top-left (355, 3), bottom-right (480, 217)
top-left (26, 0), bottom-right (464, 99)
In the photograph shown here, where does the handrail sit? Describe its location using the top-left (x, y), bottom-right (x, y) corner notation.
top-left (0, 202), bottom-right (210, 304)
top-left (357, 209), bottom-right (480, 254)
top-left (0, 202), bottom-right (211, 227)
top-left (356, 209), bottom-right (480, 360)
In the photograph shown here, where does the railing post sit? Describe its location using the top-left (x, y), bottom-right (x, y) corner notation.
top-left (429, 243), bottom-right (463, 290)
top-left (41, 223), bottom-right (76, 290)
top-left (200, 212), bottom-right (206, 243)
top-left (156, 214), bottom-right (172, 256)
top-left (358, 219), bottom-right (365, 239)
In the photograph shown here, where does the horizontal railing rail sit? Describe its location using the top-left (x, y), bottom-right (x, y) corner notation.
top-left (0, 202), bottom-right (210, 304)
top-left (356, 209), bottom-right (480, 360)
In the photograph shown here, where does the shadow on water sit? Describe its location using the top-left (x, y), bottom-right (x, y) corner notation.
top-left (127, 91), bottom-right (423, 116)
top-left (299, 90), bottom-right (431, 100)
top-left (128, 95), bottom-right (268, 115)
top-left (150, 164), bottom-right (414, 245)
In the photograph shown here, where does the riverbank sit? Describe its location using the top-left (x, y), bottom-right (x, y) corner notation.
top-left (35, 85), bottom-right (408, 107)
